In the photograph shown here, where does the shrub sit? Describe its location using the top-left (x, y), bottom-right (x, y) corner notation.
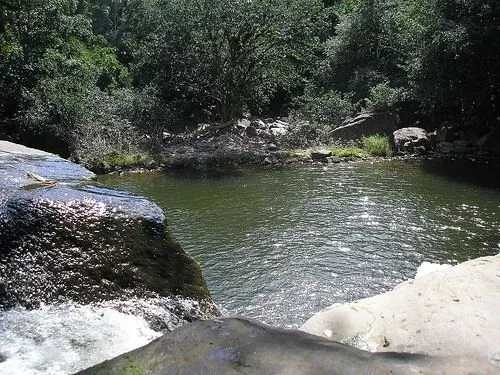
top-left (362, 134), bottom-right (392, 156)
top-left (363, 82), bottom-right (407, 113)
top-left (295, 87), bottom-right (356, 126)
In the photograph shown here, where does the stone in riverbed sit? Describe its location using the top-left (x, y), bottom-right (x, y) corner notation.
top-left (77, 317), bottom-right (498, 375)
top-left (300, 256), bottom-right (500, 366)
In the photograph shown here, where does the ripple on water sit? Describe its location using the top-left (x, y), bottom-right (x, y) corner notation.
top-left (97, 161), bottom-right (500, 327)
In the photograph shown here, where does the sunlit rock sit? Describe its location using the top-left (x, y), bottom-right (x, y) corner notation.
top-left (393, 127), bottom-right (430, 154)
top-left (301, 256), bottom-right (500, 368)
top-left (0, 141), bottom-right (214, 312)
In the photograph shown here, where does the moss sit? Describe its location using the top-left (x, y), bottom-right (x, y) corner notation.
top-left (120, 358), bottom-right (145, 375)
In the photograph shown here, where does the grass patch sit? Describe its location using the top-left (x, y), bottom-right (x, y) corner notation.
top-left (103, 152), bottom-right (153, 168)
top-left (331, 147), bottom-right (365, 158)
top-left (362, 134), bottom-right (392, 156)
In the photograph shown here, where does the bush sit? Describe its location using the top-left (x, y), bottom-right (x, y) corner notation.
top-left (295, 87), bottom-right (356, 126)
top-left (363, 82), bottom-right (407, 113)
top-left (362, 134), bottom-right (392, 156)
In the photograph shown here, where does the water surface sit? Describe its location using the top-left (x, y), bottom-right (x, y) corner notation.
top-left (100, 159), bottom-right (500, 327)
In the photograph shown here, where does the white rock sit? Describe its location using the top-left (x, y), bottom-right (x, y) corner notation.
top-left (300, 255), bottom-right (500, 367)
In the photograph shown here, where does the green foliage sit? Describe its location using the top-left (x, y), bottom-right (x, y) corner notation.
top-left (1, 0), bottom-right (499, 160)
top-left (313, 0), bottom-right (500, 130)
top-left (331, 146), bottom-right (364, 158)
top-left (103, 153), bottom-right (153, 169)
top-left (295, 87), bottom-right (356, 125)
top-left (363, 82), bottom-right (407, 113)
top-left (126, 0), bottom-right (327, 125)
top-left (362, 134), bottom-right (392, 156)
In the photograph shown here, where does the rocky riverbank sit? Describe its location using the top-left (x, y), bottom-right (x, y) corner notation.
top-left (87, 115), bottom-right (499, 174)
top-left (77, 256), bottom-right (500, 374)
top-left (300, 256), bottom-right (500, 367)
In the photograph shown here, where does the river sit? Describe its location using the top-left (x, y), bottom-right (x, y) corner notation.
top-left (99, 159), bottom-right (500, 328)
top-left (1, 158), bottom-right (498, 374)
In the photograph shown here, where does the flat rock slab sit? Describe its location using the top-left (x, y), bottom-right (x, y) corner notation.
top-left (301, 256), bottom-right (500, 366)
top-left (77, 317), bottom-right (498, 374)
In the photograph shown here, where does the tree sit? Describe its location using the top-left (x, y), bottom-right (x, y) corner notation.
top-left (126, 0), bottom-right (327, 126)
top-left (406, 0), bottom-right (500, 128)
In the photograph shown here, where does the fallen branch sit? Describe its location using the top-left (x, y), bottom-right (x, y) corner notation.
top-left (26, 171), bottom-right (59, 186)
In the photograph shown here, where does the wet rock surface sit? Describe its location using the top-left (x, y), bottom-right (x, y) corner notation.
top-left (77, 317), bottom-right (498, 375)
top-left (0, 141), bottom-right (213, 310)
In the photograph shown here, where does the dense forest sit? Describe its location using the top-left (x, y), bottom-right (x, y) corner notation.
top-left (1, 0), bottom-right (499, 160)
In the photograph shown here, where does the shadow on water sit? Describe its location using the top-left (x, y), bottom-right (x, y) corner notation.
top-left (419, 157), bottom-right (500, 190)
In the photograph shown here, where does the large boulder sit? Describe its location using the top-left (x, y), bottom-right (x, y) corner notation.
top-left (392, 127), bottom-right (431, 154)
top-left (332, 112), bottom-right (397, 142)
top-left (300, 256), bottom-right (500, 367)
top-left (0, 141), bottom-right (213, 311)
top-left (77, 317), bottom-right (498, 374)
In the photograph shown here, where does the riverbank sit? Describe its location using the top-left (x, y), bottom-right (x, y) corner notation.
top-left (75, 117), bottom-right (498, 175)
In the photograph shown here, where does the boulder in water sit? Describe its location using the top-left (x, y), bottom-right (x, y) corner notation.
top-left (0, 141), bottom-right (214, 312)
top-left (393, 127), bottom-right (431, 154)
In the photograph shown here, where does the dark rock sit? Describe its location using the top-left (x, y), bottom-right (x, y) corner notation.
top-left (311, 149), bottom-right (332, 160)
top-left (414, 146), bottom-right (428, 155)
top-left (332, 112), bottom-right (397, 141)
top-left (77, 317), bottom-right (498, 375)
top-left (0, 143), bottom-right (213, 311)
top-left (393, 127), bottom-right (430, 154)
top-left (437, 141), bottom-right (473, 154)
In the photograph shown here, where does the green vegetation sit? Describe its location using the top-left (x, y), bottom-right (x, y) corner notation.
top-left (1, 0), bottom-right (498, 162)
top-left (362, 135), bottom-right (392, 157)
top-left (103, 153), bottom-right (154, 169)
top-left (331, 147), bottom-right (364, 158)
top-left (120, 358), bottom-right (144, 375)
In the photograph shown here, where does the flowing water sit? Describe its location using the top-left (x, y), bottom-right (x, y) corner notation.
top-left (1, 158), bottom-right (499, 374)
